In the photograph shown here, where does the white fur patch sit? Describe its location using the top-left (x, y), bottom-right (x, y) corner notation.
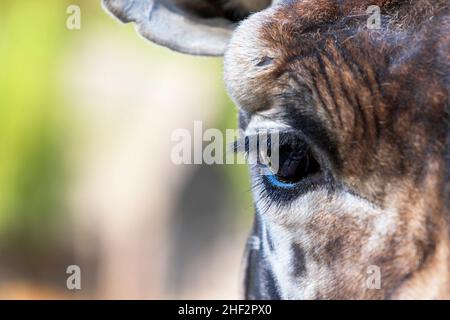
top-left (244, 110), bottom-right (292, 136)
top-left (252, 178), bottom-right (399, 299)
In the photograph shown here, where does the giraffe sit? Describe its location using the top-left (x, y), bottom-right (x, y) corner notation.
top-left (103, 0), bottom-right (450, 299)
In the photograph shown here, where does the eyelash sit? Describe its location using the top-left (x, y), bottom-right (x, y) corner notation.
top-left (250, 173), bottom-right (304, 211)
top-left (238, 131), bottom-right (329, 204)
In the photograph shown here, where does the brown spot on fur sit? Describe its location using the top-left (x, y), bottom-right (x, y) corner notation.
top-left (291, 243), bottom-right (307, 278)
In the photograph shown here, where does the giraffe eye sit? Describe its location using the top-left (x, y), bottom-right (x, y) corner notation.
top-left (260, 137), bottom-right (322, 189)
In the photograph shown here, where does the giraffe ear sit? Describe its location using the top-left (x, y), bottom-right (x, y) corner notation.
top-left (102, 0), bottom-right (274, 56)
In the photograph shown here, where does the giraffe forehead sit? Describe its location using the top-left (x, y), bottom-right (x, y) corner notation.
top-left (224, 7), bottom-right (281, 114)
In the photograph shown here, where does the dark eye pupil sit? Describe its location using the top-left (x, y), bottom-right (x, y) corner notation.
top-left (275, 142), bottom-right (321, 183)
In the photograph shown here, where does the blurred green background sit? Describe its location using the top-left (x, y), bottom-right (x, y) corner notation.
top-left (0, 0), bottom-right (252, 299)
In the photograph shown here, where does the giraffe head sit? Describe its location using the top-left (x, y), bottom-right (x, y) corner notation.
top-left (104, 0), bottom-right (450, 299)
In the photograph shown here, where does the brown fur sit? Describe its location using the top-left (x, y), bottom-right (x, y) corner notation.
top-left (225, 0), bottom-right (450, 299)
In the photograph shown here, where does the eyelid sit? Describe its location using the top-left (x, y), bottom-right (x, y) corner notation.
top-left (265, 173), bottom-right (298, 189)
top-left (243, 114), bottom-right (291, 135)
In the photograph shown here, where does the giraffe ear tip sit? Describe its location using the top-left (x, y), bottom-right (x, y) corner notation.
top-left (102, 0), bottom-right (135, 23)
top-left (102, 0), bottom-right (276, 56)
top-left (102, 0), bottom-right (233, 56)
